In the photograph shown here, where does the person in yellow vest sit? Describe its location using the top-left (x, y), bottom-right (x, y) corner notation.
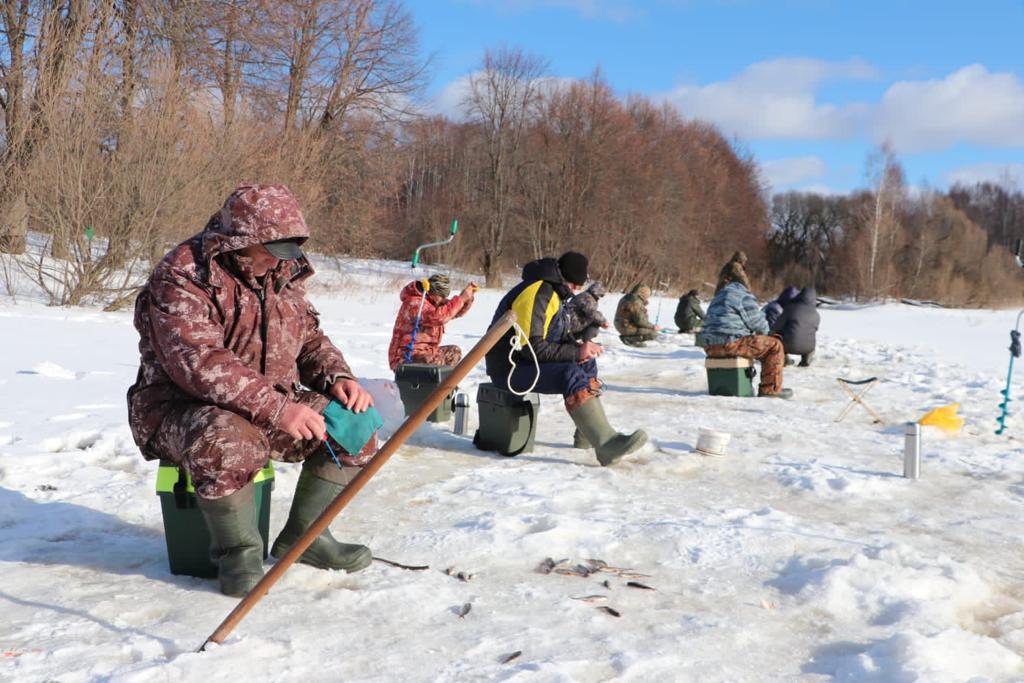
top-left (483, 252), bottom-right (647, 466)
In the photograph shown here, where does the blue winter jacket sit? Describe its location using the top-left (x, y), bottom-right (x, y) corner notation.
top-left (701, 282), bottom-right (770, 346)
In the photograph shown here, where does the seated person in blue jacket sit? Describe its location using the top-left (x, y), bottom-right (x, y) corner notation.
top-left (702, 273), bottom-right (793, 399)
top-left (484, 252), bottom-right (647, 466)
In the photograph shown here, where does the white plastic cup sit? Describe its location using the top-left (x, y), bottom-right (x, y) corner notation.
top-left (695, 428), bottom-right (731, 456)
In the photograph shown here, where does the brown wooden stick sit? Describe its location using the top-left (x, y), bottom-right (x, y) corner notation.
top-left (199, 310), bottom-right (517, 650)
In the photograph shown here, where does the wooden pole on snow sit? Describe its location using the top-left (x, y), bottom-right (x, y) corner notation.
top-left (199, 310), bottom-right (517, 650)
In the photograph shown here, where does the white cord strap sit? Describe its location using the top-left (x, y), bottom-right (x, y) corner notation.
top-left (506, 320), bottom-right (540, 396)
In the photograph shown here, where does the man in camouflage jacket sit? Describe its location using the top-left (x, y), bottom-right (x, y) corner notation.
top-left (614, 284), bottom-right (659, 346)
top-left (128, 183), bottom-right (377, 595)
top-left (387, 273), bottom-right (477, 371)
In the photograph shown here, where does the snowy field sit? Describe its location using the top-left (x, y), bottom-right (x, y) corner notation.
top-left (1, 258), bottom-right (1023, 682)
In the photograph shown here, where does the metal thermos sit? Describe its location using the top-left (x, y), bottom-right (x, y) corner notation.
top-left (453, 392), bottom-right (470, 436)
top-left (903, 422), bottom-right (921, 479)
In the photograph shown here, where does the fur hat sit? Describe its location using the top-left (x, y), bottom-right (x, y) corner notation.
top-left (427, 273), bottom-right (451, 298)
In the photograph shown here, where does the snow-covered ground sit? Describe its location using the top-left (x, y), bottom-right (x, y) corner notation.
top-left (1, 259), bottom-right (1023, 682)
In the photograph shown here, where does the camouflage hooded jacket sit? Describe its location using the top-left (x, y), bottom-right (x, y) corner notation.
top-left (127, 184), bottom-right (354, 459)
top-left (564, 282), bottom-right (608, 336)
top-left (614, 285), bottom-right (655, 336)
top-left (387, 280), bottom-right (470, 371)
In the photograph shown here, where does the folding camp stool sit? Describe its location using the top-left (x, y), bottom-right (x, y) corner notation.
top-left (835, 377), bottom-right (882, 423)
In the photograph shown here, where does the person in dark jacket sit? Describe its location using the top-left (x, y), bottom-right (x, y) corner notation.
top-left (674, 289), bottom-right (705, 333)
top-left (771, 286), bottom-right (820, 367)
top-left (702, 274), bottom-right (791, 399)
top-left (763, 286), bottom-right (799, 329)
top-left (484, 252), bottom-right (647, 465)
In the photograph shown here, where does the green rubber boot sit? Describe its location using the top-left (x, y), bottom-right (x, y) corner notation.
top-left (572, 428), bottom-right (590, 449)
top-left (271, 464), bottom-right (372, 573)
top-left (569, 397), bottom-right (648, 466)
top-left (197, 485), bottom-right (265, 597)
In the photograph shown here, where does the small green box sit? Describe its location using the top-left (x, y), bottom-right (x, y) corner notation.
top-left (395, 363), bottom-right (455, 422)
top-left (155, 461), bottom-right (274, 578)
top-left (705, 357), bottom-right (755, 397)
top-left (473, 383), bottom-right (540, 456)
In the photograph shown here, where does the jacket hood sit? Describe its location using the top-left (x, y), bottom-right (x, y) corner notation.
top-left (794, 287), bottom-right (817, 305)
top-left (400, 280), bottom-right (427, 302)
top-left (201, 184), bottom-right (310, 261)
top-left (778, 286), bottom-right (800, 304)
top-left (629, 284), bottom-right (651, 301)
top-left (522, 258), bottom-right (566, 285)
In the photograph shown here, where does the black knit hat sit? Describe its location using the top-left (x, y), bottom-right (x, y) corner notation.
top-left (557, 251), bottom-right (588, 286)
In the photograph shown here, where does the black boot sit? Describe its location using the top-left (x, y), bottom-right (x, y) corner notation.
top-left (197, 485), bottom-right (265, 597)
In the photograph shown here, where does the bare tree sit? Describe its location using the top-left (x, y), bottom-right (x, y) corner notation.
top-left (463, 47), bottom-right (547, 286)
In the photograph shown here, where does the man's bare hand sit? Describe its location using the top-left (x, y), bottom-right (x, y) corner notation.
top-left (578, 341), bottom-right (603, 363)
top-left (278, 403), bottom-right (326, 441)
top-left (331, 378), bottom-right (374, 413)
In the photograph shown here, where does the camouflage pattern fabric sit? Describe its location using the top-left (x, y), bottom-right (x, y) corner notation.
top-left (408, 344), bottom-right (463, 367)
top-left (614, 285), bottom-right (655, 337)
top-left (128, 183), bottom-right (369, 493)
top-left (388, 280), bottom-right (472, 371)
top-left (704, 334), bottom-right (785, 395)
top-left (149, 390), bottom-right (373, 498)
top-left (564, 282), bottom-right (608, 338)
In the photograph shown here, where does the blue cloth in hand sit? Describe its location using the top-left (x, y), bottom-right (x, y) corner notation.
top-left (323, 400), bottom-right (384, 455)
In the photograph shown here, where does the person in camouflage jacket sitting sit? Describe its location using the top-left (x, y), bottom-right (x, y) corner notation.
top-left (614, 284), bottom-right (659, 346)
top-left (128, 183), bottom-right (378, 596)
top-left (564, 281), bottom-right (609, 342)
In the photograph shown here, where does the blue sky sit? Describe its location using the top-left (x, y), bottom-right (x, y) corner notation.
top-left (405, 0), bottom-right (1024, 194)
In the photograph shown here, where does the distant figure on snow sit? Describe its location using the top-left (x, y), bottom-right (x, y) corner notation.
top-left (387, 273), bottom-right (477, 371)
top-left (615, 284), bottom-right (660, 346)
top-left (771, 286), bottom-right (820, 367)
top-left (702, 273), bottom-right (792, 399)
top-left (674, 289), bottom-right (705, 333)
top-left (716, 250), bottom-right (752, 293)
top-left (564, 281), bottom-right (609, 342)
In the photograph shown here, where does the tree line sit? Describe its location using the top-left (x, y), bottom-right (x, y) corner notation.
top-left (1, 1), bottom-right (1020, 307)
top-left (767, 147), bottom-right (1024, 306)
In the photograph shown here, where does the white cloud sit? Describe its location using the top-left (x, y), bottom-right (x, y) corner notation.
top-left (761, 156), bottom-right (828, 188)
top-left (944, 162), bottom-right (1024, 189)
top-left (795, 184), bottom-right (846, 197)
top-left (874, 65), bottom-right (1024, 153)
top-left (429, 74), bottom-right (474, 120)
top-left (662, 58), bottom-right (876, 140)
